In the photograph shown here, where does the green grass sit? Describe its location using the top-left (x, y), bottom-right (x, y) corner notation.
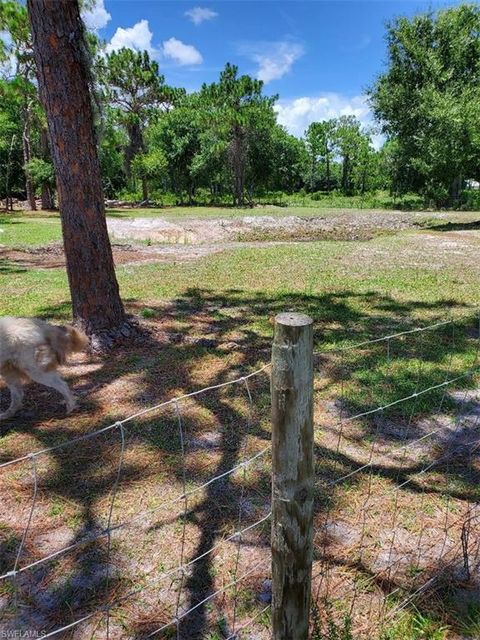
top-left (380, 608), bottom-right (451, 640)
top-left (2, 228), bottom-right (479, 425)
top-left (2, 210), bottom-right (480, 638)
top-left (0, 213), bottom-right (62, 247)
top-left (1, 215), bottom-right (479, 437)
top-left (2, 231), bottom-right (479, 324)
top-left (456, 603), bottom-right (480, 638)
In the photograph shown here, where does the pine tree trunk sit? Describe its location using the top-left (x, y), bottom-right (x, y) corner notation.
top-left (40, 128), bottom-right (54, 210)
top-left (125, 120), bottom-right (144, 184)
top-left (4, 134), bottom-right (16, 212)
top-left (141, 177), bottom-right (149, 202)
top-left (22, 99), bottom-right (37, 211)
top-left (229, 128), bottom-right (246, 206)
top-left (41, 182), bottom-right (53, 210)
top-left (27, 0), bottom-right (126, 341)
top-left (449, 174), bottom-right (463, 208)
top-left (326, 153), bottom-right (331, 193)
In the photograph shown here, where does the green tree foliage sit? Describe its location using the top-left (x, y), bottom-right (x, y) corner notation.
top-left (98, 107), bottom-right (128, 198)
top-left (96, 47), bottom-right (179, 198)
top-left (0, 0), bottom-right (41, 208)
top-left (305, 120), bottom-right (336, 192)
top-left (0, 78), bottom-right (23, 206)
top-left (2, 1), bottom-right (477, 210)
top-left (199, 63), bottom-right (277, 205)
top-left (145, 69), bottom-right (306, 205)
top-left (131, 148), bottom-right (167, 199)
top-left (261, 126), bottom-right (307, 195)
top-left (368, 3), bottom-right (480, 206)
top-left (24, 156), bottom-right (54, 190)
top-left (304, 116), bottom-right (378, 196)
top-left (0, 0), bottom-right (31, 69)
top-left (148, 94), bottom-right (202, 203)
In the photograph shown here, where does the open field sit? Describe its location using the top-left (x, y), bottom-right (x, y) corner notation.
top-left (1, 207), bottom-right (480, 638)
top-left (2, 205), bottom-right (480, 247)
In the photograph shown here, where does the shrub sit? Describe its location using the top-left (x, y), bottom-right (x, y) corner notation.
top-left (461, 189), bottom-right (480, 211)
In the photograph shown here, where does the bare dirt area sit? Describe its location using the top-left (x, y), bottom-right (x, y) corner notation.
top-left (0, 240), bottom-right (295, 270)
top-left (346, 229), bottom-right (480, 271)
top-left (0, 244), bottom-right (158, 270)
top-left (4, 215), bottom-right (480, 274)
top-left (106, 211), bottom-right (423, 245)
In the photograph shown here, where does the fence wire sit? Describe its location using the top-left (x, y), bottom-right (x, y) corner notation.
top-left (0, 364), bottom-right (272, 639)
top-left (1, 313), bottom-right (480, 638)
top-left (312, 312), bottom-right (480, 639)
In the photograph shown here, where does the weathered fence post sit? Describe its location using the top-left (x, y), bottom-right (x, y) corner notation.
top-left (271, 312), bottom-right (314, 640)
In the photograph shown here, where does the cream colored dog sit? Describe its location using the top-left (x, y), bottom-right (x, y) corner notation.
top-left (0, 317), bottom-right (88, 420)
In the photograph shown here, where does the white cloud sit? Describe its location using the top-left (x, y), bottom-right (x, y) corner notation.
top-left (105, 23), bottom-right (203, 67)
top-left (106, 19), bottom-right (155, 55)
top-left (275, 93), bottom-right (384, 148)
top-left (240, 41), bottom-right (304, 84)
top-left (82, 0), bottom-right (111, 31)
top-left (275, 93), bottom-right (369, 135)
top-left (161, 37), bottom-right (203, 65)
top-left (185, 7), bottom-right (218, 25)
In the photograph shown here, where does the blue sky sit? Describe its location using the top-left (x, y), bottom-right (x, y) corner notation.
top-left (82, 0), bottom-right (462, 139)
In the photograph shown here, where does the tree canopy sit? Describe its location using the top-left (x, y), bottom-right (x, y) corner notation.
top-left (1, 1), bottom-right (479, 210)
top-left (368, 3), bottom-right (480, 206)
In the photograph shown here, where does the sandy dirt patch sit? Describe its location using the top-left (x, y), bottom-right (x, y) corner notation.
top-left (347, 229), bottom-right (480, 271)
top-left (0, 240), bottom-right (295, 270)
top-left (106, 212), bottom-right (421, 244)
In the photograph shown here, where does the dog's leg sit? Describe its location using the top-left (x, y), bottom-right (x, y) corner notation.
top-left (24, 367), bottom-right (77, 414)
top-left (0, 381), bottom-right (24, 420)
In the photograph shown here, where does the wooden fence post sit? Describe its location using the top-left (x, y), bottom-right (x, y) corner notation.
top-left (271, 312), bottom-right (314, 640)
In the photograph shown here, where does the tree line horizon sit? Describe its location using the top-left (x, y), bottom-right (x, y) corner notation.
top-left (1, 1), bottom-right (479, 212)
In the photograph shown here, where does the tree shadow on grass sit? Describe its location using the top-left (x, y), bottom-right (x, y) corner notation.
top-left (0, 259), bottom-right (29, 274)
top-left (423, 220), bottom-right (480, 232)
top-left (0, 288), bottom-right (478, 637)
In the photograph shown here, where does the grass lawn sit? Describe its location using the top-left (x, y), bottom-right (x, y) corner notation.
top-left (0, 213), bottom-right (62, 246)
top-left (1, 209), bottom-right (480, 638)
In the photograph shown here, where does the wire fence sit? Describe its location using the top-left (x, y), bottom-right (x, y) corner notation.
top-left (0, 312), bottom-right (479, 638)
top-left (311, 311), bottom-right (480, 638)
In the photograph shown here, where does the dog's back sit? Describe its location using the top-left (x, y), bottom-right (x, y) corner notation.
top-left (0, 317), bottom-right (88, 374)
top-left (0, 318), bottom-right (88, 419)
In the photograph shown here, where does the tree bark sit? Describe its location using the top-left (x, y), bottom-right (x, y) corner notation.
top-left (40, 127), bottom-right (54, 210)
top-left (449, 174), bottom-right (463, 208)
top-left (22, 98), bottom-right (37, 211)
top-left (141, 176), bottom-right (149, 202)
top-left (125, 120), bottom-right (143, 182)
top-left (27, 0), bottom-right (126, 339)
top-left (4, 134), bottom-right (16, 212)
top-left (229, 127), bottom-right (246, 206)
top-left (325, 148), bottom-right (331, 193)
